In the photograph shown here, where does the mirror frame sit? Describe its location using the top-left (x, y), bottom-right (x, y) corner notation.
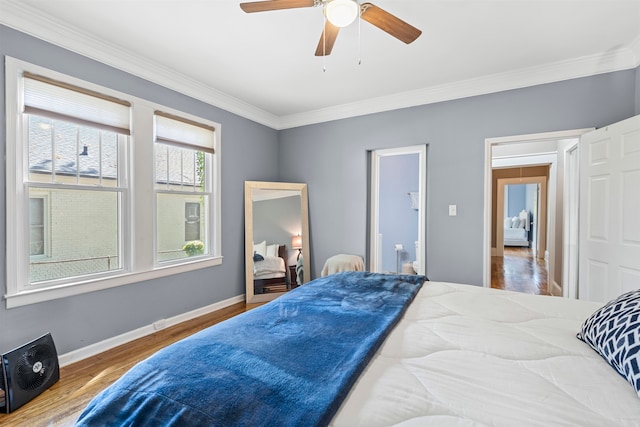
top-left (245, 181), bottom-right (310, 304)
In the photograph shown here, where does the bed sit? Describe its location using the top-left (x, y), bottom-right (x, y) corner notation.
top-left (252, 242), bottom-right (288, 294)
top-left (504, 209), bottom-right (530, 247)
top-left (75, 273), bottom-right (640, 426)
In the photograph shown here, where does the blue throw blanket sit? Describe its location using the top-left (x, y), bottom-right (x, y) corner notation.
top-left (76, 272), bottom-right (425, 426)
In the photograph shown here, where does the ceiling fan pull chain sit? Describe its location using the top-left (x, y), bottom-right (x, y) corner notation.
top-left (357, 1), bottom-right (362, 65)
top-left (322, 11), bottom-right (327, 71)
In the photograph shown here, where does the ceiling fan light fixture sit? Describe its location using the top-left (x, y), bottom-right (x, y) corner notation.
top-left (325, 0), bottom-right (358, 28)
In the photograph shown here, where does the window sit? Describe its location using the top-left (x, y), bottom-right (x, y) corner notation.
top-left (23, 72), bottom-right (129, 287)
top-left (154, 111), bottom-right (215, 263)
top-left (5, 57), bottom-right (221, 308)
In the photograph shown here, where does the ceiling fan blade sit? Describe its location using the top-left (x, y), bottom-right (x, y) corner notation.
top-left (240, 0), bottom-right (315, 13)
top-left (314, 21), bottom-right (340, 56)
top-left (360, 2), bottom-right (422, 44)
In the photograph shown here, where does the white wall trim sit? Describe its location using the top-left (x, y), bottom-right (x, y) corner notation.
top-left (1, 0), bottom-right (638, 131)
top-left (58, 294), bottom-right (245, 367)
top-left (492, 153), bottom-right (557, 169)
top-left (550, 280), bottom-right (562, 297)
top-left (562, 140), bottom-right (580, 299)
top-left (630, 34), bottom-right (640, 65)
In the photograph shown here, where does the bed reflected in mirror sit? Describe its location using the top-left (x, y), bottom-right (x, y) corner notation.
top-left (245, 181), bottom-right (310, 304)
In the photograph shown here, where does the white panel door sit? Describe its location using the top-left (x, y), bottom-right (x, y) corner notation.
top-left (579, 114), bottom-right (640, 303)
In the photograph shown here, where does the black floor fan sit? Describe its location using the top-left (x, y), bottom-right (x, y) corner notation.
top-left (1, 333), bottom-right (60, 413)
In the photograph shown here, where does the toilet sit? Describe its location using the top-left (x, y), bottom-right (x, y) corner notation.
top-left (412, 241), bottom-right (419, 274)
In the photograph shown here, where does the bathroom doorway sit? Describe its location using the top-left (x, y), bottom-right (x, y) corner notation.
top-left (369, 145), bottom-right (426, 275)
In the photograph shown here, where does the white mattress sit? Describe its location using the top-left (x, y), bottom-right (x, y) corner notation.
top-left (331, 282), bottom-right (640, 426)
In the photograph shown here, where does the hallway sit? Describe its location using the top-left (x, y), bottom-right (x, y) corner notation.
top-left (491, 247), bottom-right (549, 295)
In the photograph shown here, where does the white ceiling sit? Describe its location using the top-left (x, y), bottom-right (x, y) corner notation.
top-left (1, 0), bottom-right (640, 129)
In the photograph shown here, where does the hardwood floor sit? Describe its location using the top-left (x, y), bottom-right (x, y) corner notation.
top-left (491, 246), bottom-right (549, 295)
top-left (0, 302), bottom-right (247, 427)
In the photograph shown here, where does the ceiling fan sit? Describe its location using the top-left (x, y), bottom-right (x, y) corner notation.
top-left (239, 0), bottom-right (422, 56)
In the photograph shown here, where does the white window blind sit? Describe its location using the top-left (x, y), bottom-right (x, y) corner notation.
top-left (23, 72), bottom-right (131, 135)
top-left (155, 111), bottom-right (215, 153)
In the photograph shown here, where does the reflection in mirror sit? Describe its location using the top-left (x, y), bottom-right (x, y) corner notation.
top-left (245, 181), bottom-right (309, 304)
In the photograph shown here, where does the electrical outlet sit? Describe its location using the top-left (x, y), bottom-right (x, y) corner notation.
top-left (448, 205), bottom-right (457, 216)
top-left (394, 244), bottom-right (404, 251)
top-left (153, 319), bottom-right (167, 330)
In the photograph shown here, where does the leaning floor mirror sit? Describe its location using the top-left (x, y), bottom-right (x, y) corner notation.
top-left (245, 181), bottom-right (310, 304)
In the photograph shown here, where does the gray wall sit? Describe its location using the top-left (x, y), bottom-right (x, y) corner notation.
top-left (279, 70), bottom-right (638, 284)
top-left (0, 25), bottom-right (279, 354)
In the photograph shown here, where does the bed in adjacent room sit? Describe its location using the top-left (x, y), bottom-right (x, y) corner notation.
top-left (504, 209), bottom-right (530, 247)
top-left (75, 272), bottom-right (640, 426)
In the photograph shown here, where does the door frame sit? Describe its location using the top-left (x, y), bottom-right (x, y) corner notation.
top-left (483, 128), bottom-right (593, 288)
top-left (495, 176), bottom-right (547, 257)
top-left (562, 140), bottom-right (580, 298)
top-left (369, 144), bottom-right (427, 275)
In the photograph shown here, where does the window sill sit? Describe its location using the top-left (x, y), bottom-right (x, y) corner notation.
top-left (4, 256), bottom-right (223, 309)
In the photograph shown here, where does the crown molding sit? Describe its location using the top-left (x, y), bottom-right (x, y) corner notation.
top-left (630, 34), bottom-right (640, 66)
top-left (1, 0), bottom-right (638, 131)
top-left (0, 0), bottom-right (281, 129)
top-left (279, 44), bottom-right (640, 129)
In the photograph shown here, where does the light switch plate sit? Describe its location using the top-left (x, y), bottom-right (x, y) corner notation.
top-left (448, 205), bottom-right (457, 216)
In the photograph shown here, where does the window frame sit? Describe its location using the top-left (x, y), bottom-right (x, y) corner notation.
top-left (153, 110), bottom-right (216, 265)
top-left (5, 57), bottom-right (222, 309)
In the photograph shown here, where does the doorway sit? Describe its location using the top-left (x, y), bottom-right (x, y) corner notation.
top-left (506, 182), bottom-right (539, 256)
top-left (483, 128), bottom-right (593, 296)
top-left (369, 145), bottom-right (426, 275)
top-left (494, 174), bottom-right (548, 294)
top-left (495, 175), bottom-right (547, 258)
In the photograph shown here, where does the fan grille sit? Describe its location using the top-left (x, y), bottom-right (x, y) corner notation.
top-left (15, 345), bottom-right (56, 391)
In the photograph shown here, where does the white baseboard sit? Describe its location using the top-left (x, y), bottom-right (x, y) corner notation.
top-left (549, 280), bottom-right (562, 297)
top-left (58, 294), bottom-right (245, 367)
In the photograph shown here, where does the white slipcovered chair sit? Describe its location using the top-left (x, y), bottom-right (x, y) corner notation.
top-left (321, 254), bottom-right (365, 277)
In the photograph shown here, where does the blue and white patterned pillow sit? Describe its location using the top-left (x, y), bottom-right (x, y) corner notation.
top-left (577, 289), bottom-right (640, 397)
